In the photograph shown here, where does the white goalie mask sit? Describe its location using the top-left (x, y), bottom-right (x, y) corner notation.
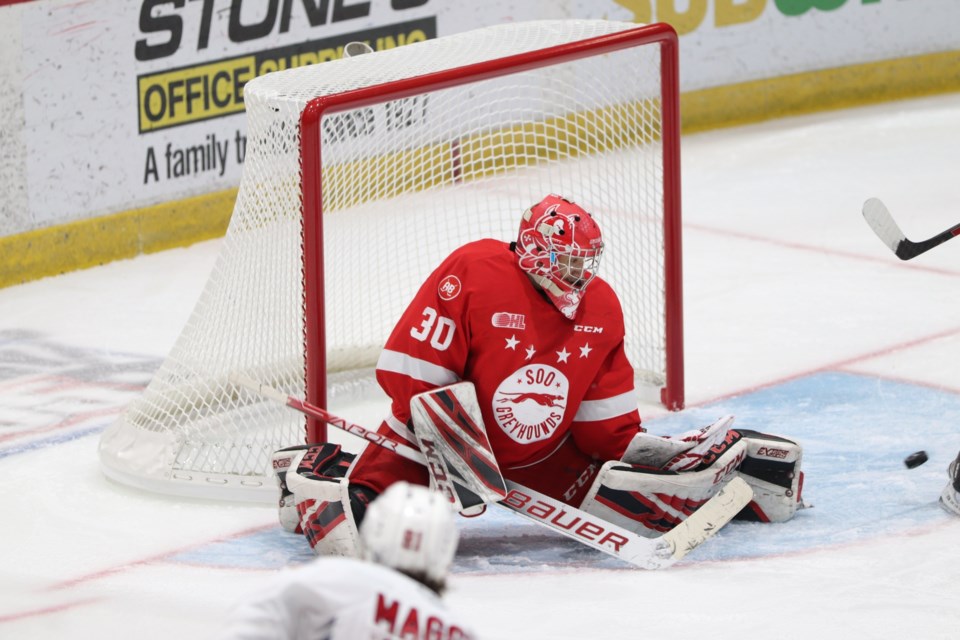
top-left (360, 482), bottom-right (458, 583)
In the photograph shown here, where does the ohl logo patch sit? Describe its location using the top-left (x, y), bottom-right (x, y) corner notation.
top-left (492, 364), bottom-right (569, 444)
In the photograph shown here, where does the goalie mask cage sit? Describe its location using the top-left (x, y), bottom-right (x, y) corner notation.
top-left (99, 20), bottom-right (684, 502)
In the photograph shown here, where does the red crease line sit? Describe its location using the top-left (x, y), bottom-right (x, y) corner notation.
top-left (0, 406), bottom-right (123, 444)
top-left (0, 598), bottom-right (101, 624)
top-left (688, 222), bottom-right (960, 277)
top-left (47, 522), bottom-right (277, 591)
top-left (694, 324), bottom-right (960, 407)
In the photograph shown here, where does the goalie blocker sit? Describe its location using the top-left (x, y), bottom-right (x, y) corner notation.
top-left (581, 425), bottom-right (805, 537)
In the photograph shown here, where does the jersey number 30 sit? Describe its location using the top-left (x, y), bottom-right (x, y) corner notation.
top-left (410, 306), bottom-right (455, 351)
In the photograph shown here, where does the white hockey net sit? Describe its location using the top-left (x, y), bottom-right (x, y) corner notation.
top-left (100, 20), bottom-right (682, 502)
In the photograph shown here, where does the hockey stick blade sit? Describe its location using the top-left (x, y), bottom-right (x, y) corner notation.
top-left (501, 476), bottom-right (752, 570)
top-left (231, 373), bottom-right (752, 569)
top-left (862, 198), bottom-right (960, 260)
top-left (661, 475), bottom-right (753, 561)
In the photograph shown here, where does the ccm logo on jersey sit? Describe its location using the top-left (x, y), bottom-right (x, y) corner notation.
top-left (574, 324), bottom-right (603, 333)
top-left (438, 275), bottom-right (461, 301)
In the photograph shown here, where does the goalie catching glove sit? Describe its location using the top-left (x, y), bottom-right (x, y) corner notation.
top-left (271, 443), bottom-right (377, 556)
top-left (582, 416), bottom-right (805, 537)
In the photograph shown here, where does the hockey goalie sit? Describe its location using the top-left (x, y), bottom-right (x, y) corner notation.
top-left (274, 194), bottom-right (806, 557)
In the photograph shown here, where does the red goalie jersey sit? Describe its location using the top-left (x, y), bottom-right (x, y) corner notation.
top-left (350, 234), bottom-right (644, 506)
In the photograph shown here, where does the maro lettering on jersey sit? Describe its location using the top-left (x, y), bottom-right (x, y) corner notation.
top-left (492, 364), bottom-right (569, 443)
top-left (375, 593), bottom-right (474, 640)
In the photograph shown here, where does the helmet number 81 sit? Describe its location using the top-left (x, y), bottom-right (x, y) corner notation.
top-left (410, 306), bottom-right (456, 351)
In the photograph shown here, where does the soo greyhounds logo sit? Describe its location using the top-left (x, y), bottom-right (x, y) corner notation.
top-left (493, 364), bottom-right (569, 443)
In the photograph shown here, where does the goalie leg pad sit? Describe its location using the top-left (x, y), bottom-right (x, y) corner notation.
top-left (294, 478), bottom-right (376, 557)
top-left (620, 415), bottom-right (735, 470)
top-left (271, 445), bottom-right (309, 533)
top-left (735, 430), bottom-right (805, 523)
top-left (939, 452), bottom-right (960, 517)
top-left (619, 430), bottom-right (692, 468)
top-left (580, 439), bottom-right (748, 538)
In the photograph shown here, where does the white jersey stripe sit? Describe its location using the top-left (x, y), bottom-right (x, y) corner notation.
top-left (377, 349), bottom-right (460, 387)
top-left (574, 390), bottom-right (638, 422)
top-left (385, 412), bottom-right (417, 444)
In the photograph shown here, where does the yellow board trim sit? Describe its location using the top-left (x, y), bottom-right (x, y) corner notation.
top-left (3, 50), bottom-right (959, 290)
top-left (322, 100), bottom-right (660, 211)
top-left (0, 189), bottom-right (236, 289)
top-left (682, 49), bottom-right (960, 133)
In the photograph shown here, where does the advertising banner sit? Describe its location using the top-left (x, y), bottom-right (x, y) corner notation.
top-left (2, 0), bottom-right (959, 239)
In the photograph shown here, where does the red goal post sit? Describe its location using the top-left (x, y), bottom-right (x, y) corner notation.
top-left (301, 22), bottom-right (684, 441)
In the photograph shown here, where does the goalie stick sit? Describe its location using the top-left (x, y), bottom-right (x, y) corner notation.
top-left (862, 198), bottom-right (960, 260)
top-left (230, 373), bottom-right (753, 570)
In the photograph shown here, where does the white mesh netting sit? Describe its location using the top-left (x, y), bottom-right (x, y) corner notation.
top-left (100, 19), bottom-right (680, 501)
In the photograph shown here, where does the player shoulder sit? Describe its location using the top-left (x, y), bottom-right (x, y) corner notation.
top-left (440, 239), bottom-right (515, 275)
top-left (449, 238), bottom-right (511, 261)
top-left (579, 276), bottom-right (626, 327)
top-left (586, 275), bottom-right (621, 304)
top-left (297, 557), bottom-right (438, 597)
top-left (298, 556), bottom-right (382, 583)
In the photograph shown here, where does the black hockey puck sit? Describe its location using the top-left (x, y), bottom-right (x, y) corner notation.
top-left (904, 450), bottom-right (928, 469)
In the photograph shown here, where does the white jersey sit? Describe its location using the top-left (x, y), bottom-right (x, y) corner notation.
top-left (215, 557), bottom-right (477, 640)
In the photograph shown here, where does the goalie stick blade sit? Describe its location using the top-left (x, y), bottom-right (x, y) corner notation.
top-left (499, 476), bottom-right (753, 570)
top-left (500, 480), bottom-right (672, 569)
top-left (662, 476), bottom-right (754, 561)
top-left (862, 198), bottom-right (960, 260)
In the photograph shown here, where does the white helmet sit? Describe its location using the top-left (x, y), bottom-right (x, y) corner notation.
top-left (360, 482), bottom-right (458, 583)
